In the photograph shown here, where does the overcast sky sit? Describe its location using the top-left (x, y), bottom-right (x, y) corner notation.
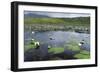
top-left (24, 11), bottom-right (90, 18)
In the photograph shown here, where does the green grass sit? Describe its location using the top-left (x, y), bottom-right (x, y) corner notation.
top-left (74, 50), bottom-right (90, 59)
top-left (48, 47), bottom-right (64, 54)
top-left (24, 17), bottom-right (90, 26)
top-left (24, 18), bottom-right (65, 25)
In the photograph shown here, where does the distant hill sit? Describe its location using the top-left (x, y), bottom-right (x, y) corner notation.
top-left (24, 13), bottom-right (50, 18)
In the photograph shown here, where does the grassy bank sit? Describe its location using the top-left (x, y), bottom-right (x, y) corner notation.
top-left (24, 17), bottom-right (90, 26)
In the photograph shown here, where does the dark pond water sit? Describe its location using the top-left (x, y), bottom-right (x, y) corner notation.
top-left (24, 31), bottom-right (90, 61)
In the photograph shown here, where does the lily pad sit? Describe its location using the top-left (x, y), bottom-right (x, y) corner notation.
top-left (48, 47), bottom-right (64, 54)
top-left (65, 41), bottom-right (80, 52)
top-left (24, 40), bottom-right (38, 52)
top-left (80, 50), bottom-right (90, 55)
top-left (24, 44), bottom-right (36, 52)
top-left (66, 44), bottom-right (80, 51)
top-left (74, 50), bottom-right (90, 59)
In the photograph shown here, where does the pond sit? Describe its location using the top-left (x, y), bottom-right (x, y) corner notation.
top-left (24, 31), bottom-right (90, 62)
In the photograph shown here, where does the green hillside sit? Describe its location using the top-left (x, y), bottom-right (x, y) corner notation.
top-left (24, 17), bottom-right (90, 26)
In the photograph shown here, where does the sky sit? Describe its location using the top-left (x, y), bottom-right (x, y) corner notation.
top-left (24, 11), bottom-right (90, 18)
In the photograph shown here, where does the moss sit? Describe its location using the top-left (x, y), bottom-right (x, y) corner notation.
top-left (48, 47), bottom-right (64, 54)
